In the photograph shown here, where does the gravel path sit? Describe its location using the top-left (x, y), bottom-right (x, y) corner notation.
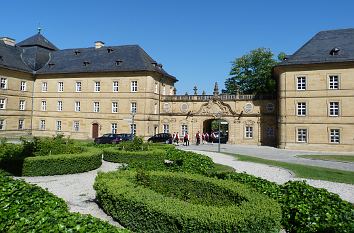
top-left (20, 161), bottom-right (123, 227)
top-left (185, 149), bottom-right (354, 203)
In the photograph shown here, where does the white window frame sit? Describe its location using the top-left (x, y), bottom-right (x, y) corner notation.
top-left (131, 102), bottom-right (137, 113)
top-left (0, 119), bottom-right (5, 130)
top-left (94, 81), bottom-right (101, 92)
top-left (0, 78), bottom-right (7, 89)
top-left (42, 82), bottom-right (48, 92)
top-left (154, 82), bottom-right (158, 94)
top-left (19, 100), bottom-right (25, 111)
top-left (330, 129), bottom-right (340, 143)
top-left (297, 128), bottom-right (308, 143)
top-left (329, 102), bottom-right (339, 117)
top-left (75, 101), bottom-right (81, 112)
top-left (297, 76), bottom-right (306, 90)
top-left (40, 120), bottom-right (46, 130)
top-left (57, 101), bottom-right (63, 111)
top-left (162, 85), bottom-right (166, 95)
top-left (0, 99), bottom-right (6, 109)
top-left (131, 81), bottom-right (138, 92)
top-left (18, 119), bottom-right (24, 130)
top-left (76, 81), bottom-right (82, 92)
top-left (41, 100), bottom-right (47, 111)
top-left (58, 82), bottom-right (64, 92)
top-left (163, 124), bottom-right (169, 133)
top-left (112, 102), bottom-right (118, 113)
top-left (56, 120), bottom-right (62, 131)
top-left (181, 124), bottom-right (188, 136)
top-left (328, 75), bottom-right (339, 90)
top-left (130, 123), bottom-right (136, 135)
top-left (297, 102), bottom-right (307, 116)
top-left (93, 102), bottom-right (100, 112)
top-left (113, 81), bottom-right (119, 92)
top-left (111, 123), bottom-right (118, 134)
top-left (154, 103), bottom-right (158, 114)
top-left (20, 81), bottom-right (26, 91)
top-left (245, 126), bottom-right (253, 138)
top-left (73, 121), bottom-right (80, 132)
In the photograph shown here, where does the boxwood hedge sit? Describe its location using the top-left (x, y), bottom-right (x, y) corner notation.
top-left (0, 171), bottom-right (128, 233)
top-left (0, 147), bottom-right (103, 176)
top-left (94, 170), bottom-right (282, 233)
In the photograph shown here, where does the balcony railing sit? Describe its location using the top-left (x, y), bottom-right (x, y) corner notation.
top-left (161, 94), bottom-right (274, 101)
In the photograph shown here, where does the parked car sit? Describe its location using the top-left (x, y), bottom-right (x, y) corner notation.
top-left (147, 133), bottom-right (172, 143)
top-left (117, 133), bottom-right (133, 141)
top-left (212, 131), bottom-right (228, 144)
top-left (94, 134), bottom-right (122, 144)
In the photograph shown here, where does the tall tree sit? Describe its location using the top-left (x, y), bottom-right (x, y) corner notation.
top-left (224, 48), bottom-right (278, 95)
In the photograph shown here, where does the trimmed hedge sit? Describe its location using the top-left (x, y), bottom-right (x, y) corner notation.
top-left (94, 170), bottom-right (282, 233)
top-left (211, 172), bottom-right (354, 233)
top-left (0, 171), bottom-right (128, 232)
top-left (0, 147), bottom-right (103, 176)
top-left (103, 148), bottom-right (215, 175)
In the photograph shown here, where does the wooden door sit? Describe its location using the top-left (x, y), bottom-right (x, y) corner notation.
top-left (92, 123), bottom-right (99, 138)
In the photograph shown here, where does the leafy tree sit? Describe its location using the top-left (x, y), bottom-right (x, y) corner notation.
top-left (224, 48), bottom-right (279, 95)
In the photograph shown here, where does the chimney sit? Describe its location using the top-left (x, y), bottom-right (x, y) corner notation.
top-left (0, 37), bottom-right (16, 46)
top-left (95, 41), bottom-right (105, 49)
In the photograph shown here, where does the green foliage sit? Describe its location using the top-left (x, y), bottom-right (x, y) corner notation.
top-left (32, 134), bottom-right (83, 156)
top-left (212, 172), bottom-right (354, 233)
top-left (0, 147), bottom-right (103, 176)
top-left (224, 48), bottom-right (278, 95)
top-left (94, 170), bottom-right (281, 233)
top-left (0, 171), bottom-right (127, 232)
top-left (118, 137), bottom-right (147, 151)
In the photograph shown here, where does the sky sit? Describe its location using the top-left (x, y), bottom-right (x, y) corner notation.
top-left (2, 0), bottom-right (354, 94)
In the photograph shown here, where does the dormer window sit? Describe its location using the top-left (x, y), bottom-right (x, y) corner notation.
top-left (115, 60), bottom-right (123, 66)
top-left (0, 56), bottom-right (3, 61)
top-left (330, 47), bottom-right (340, 56)
top-left (83, 61), bottom-right (90, 66)
top-left (74, 50), bottom-right (81, 55)
top-left (107, 48), bottom-right (114, 53)
top-left (151, 62), bottom-right (157, 67)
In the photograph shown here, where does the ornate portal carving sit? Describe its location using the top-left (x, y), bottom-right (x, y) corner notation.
top-left (194, 99), bottom-right (236, 116)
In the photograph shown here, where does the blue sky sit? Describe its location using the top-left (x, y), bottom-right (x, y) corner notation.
top-left (2, 0), bottom-right (354, 94)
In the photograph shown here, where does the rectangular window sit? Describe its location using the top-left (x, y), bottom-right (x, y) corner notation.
top-left (42, 82), bottom-right (48, 92)
top-left (329, 102), bottom-right (339, 116)
top-left (40, 120), bottom-right (46, 130)
top-left (330, 129), bottom-right (340, 143)
top-left (93, 102), bottom-right (100, 112)
top-left (0, 78), bottom-right (7, 89)
top-left (297, 102), bottom-right (306, 116)
top-left (266, 127), bottom-right (274, 137)
top-left (0, 119), bottom-right (5, 130)
top-left (19, 100), bottom-right (25, 111)
top-left (154, 82), bottom-right (158, 94)
top-left (131, 81), bottom-right (138, 92)
top-left (18, 119), bottom-right (24, 130)
top-left (0, 99), bottom-right (6, 109)
top-left (111, 123), bottom-right (117, 134)
top-left (162, 85), bottom-right (166, 95)
top-left (329, 75), bottom-right (339, 89)
top-left (75, 101), bottom-right (81, 112)
top-left (113, 81), bottom-right (119, 92)
top-left (56, 120), bottom-right (62, 131)
top-left (297, 76), bottom-right (306, 90)
top-left (170, 87), bottom-right (173, 95)
top-left (163, 124), bottom-right (169, 133)
top-left (73, 121), bottom-right (80, 132)
top-left (41, 100), bottom-right (47, 111)
top-left (154, 103), bottom-right (158, 114)
top-left (131, 102), bottom-right (137, 113)
top-left (245, 126), bottom-right (253, 138)
top-left (181, 124), bottom-right (188, 136)
top-left (57, 101), bottom-right (63, 111)
top-left (76, 81), bottom-right (82, 92)
top-left (130, 123), bottom-right (136, 135)
top-left (20, 81), bottom-right (26, 91)
top-left (58, 82), bottom-right (64, 92)
top-left (112, 102), bottom-right (118, 113)
top-left (94, 81), bottom-right (101, 92)
top-left (297, 129), bottom-right (307, 143)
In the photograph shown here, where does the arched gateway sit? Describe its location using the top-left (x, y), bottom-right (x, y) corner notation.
top-left (159, 83), bottom-right (277, 146)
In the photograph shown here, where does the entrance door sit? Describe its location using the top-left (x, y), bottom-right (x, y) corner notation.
top-left (92, 123), bottom-right (99, 138)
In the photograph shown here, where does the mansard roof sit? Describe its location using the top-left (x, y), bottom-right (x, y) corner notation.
top-left (0, 33), bottom-right (176, 81)
top-left (279, 28), bottom-right (354, 66)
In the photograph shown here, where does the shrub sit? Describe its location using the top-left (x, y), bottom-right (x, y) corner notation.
top-left (0, 171), bottom-right (128, 232)
top-left (94, 170), bottom-right (282, 233)
top-left (212, 172), bottom-right (354, 233)
top-left (0, 147), bottom-right (103, 176)
top-left (32, 134), bottom-right (83, 156)
top-left (118, 137), bottom-right (147, 151)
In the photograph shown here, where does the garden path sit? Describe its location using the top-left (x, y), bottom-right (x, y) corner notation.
top-left (184, 149), bottom-right (354, 203)
top-left (21, 161), bottom-right (123, 227)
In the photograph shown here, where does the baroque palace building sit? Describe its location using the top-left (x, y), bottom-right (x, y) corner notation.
top-left (0, 29), bottom-right (353, 152)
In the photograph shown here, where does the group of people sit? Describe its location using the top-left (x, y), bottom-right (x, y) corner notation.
top-left (171, 131), bottom-right (217, 146)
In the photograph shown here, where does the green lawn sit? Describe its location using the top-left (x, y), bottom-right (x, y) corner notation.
top-left (226, 153), bottom-right (354, 185)
top-left (297, 154), bottom-right (354, 163)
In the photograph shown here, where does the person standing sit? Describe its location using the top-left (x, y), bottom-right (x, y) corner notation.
top-left (205, 132), bottom-right (209, 144)
top-left (172, 132), bottom-right (176, 145)
top-left (196, 131), bottom-right (201, 145)
top-left (202, 132), bottom-right (205, 144)
top-left (184, 132), bottom-right (189, 146)
top-left (175, 132), bottom-right (180, 145)
top-left (210, 131), bottom-right (216, 144)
